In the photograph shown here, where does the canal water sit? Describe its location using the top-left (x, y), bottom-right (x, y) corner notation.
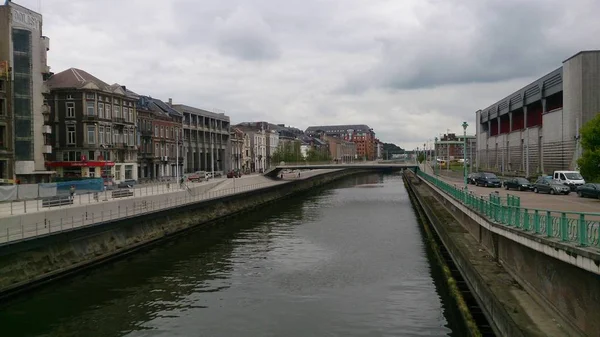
top-left (1, 173), bottom-right (467, 337)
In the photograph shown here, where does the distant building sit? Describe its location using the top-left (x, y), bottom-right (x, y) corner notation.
top-left (306, 124), bottom-right (376, 160)
top-left (0, 1), bottom-right (53, 183)
top-left (375, 139), bottom-right (383, 159)
top-left (230, 127), bottom-right (244, 171)
top-left (322, 135), bottom-right (356, 163)
top-left (234, 123), bottom-right (266, 172)
top-left (435, 133), bottom-right (476, 164)
top-left (172, 104), bottom-right (230, 174)
top-left (135, 95), bottom-right (183, 180)
top-left (44, 68), bottom-right (138, 183)
top-left (476, 50), bottom-right (600, 175)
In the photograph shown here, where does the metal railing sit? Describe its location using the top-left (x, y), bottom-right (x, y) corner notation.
top-left (417, 170), bottom-right (600, 248)
top-left (0, 180), bottom-right (282, 245)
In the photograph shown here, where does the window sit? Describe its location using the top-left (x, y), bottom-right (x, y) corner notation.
top-left (66, 102), bottom-right (75, 118)
top-left (67, 125), bottom-right (76, 144)
top-left (166, 145), bottom-right (169, 157)
top-left (160, 126), bottom-right (164, 138)
top-left (128, 129), bottom-right (134, 146)
top-left (86, 102), bottom-right (95, 116)
top-left (86, 92), bottom-right (95, 100)
top-left (98, 103), bottom-right (104, 119)
top-left (106, 126), bottom-right (111, 144)
top-left (114, 106), bottom-right (120, 119)
top-left (87, 126), bottom-right (96, 144)
top-left (0, 125), bottom-right (6, 148)
top-left (115, 165), bottom-right (121, 179)
top-left (125, 165), bottom-right (133, 179)
top-left (105, 104), bottom-right (111, 119)
top-left (88, 151), bottom-right (95, 161)
top-left (171, 127), bottom-right (174, 139)
top-left (0, 98), bottom-right (5, 116)
top-left (129, 108), bottom-right (133, 122)
top-left (155, 125), bottom-right (158, 137)
top-left (99, 126), bottom-right (104, 144)
top-left (155, 143), bottom-right (158, 156)
top-left (123, 107), bottom-right (128, 121)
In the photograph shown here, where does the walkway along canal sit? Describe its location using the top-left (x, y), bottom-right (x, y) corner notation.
top-left (1, 173), bottom-right (473, 337)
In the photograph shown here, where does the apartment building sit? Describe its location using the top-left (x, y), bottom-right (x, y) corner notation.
top-left (172, 104), bottom-right (230, 174)
top-left (44, 68), bottom-right (137, 182)
top-left (136, 96), bottom-right (183, 180)
top-left (306, 124), bottom-right (376, 160)
top-left (230, 127), bottom-right (244, 171)
top-left (234, 124), bottom-right (267, 172)
top-left (0, 1), bottom-right (53, 183)
top-left (435, 133), bottom-right (476, 163)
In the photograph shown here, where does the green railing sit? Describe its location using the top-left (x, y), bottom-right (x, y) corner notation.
top-left (416, 170), bottom-right (600, 248)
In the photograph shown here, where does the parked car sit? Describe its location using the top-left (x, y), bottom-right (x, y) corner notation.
top-left (503, 177), bottom-right (533, 191)
top-left (117, 179), bottom-right (137, 188)
top-left (227, 170), bottom-right (242, 178)
top-left (533, 177), bottom-right (570, 195)
top-left (187, 171), bottom-right (206, 182)
top-left (553, 171), bottom-right (585, 191)
top-left (575, 183), bottom-right (600, 199)
top-left (474, 173), bottom-right (502, 187)
top-left (467, 173), bottom-right (481, 185)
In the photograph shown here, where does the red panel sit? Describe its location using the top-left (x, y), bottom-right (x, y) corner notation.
top-left (527, 105), bottom-right (543, 127)
top-left (512, 110), bottom-right (525, 131)
top-left (500, 116), bottom-right (510, 134)
top-left (490, 119), bottom-right (498, 136)
top-left (46, 161), bottom-right (116, 168)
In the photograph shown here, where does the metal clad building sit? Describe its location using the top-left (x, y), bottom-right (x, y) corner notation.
top-left (476, 50), bottom-right (600, 176)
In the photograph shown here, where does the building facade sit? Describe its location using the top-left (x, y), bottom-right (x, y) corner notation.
top-left (136, 96), bottom-right (183, 181)
top-left (322, 134), bottom-right (356, 163)
top-left (230, 127), bottom-right (244, 171)
top-left (44, 68), bottom-right (137, 183)
top-left (435, 133), bottom-right (476, 164)
top-left (476, 51), bottom-right (600, 176)
top-left (0, 1), bottom-right (53, 183)
top-left (173, 105), bottom-right (230, 174)
top-left (306, 124), bottom-right (376, 160)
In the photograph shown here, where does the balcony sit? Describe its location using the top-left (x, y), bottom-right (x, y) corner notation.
top-left (42, 125), bottom-right (51, 134)
top-left (42, 145), bottom-right (52, 154)
top-left (83, 114), bottom-right (99, 122)
top-left (113, 117), bottom-right (126, 124)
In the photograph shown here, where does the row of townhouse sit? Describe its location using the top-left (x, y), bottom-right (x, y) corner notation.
top-left (42, 67), bottom-right (230, 184)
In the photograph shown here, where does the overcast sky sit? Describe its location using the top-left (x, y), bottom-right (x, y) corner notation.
top-left (18, 0), bottom-right (600, 150)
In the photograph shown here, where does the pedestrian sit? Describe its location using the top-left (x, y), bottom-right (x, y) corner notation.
top-left (297, 171), bottom-right (301, 178)
top-left (69, 185), bottom-right (75, 200)
top-left (280, 173), bottom-right (284, 179)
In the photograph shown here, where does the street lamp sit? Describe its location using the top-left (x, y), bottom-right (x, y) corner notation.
top-left (462, 122), bottom-right (469, 189)
top-left (434, 137), bottom-right (438, 176)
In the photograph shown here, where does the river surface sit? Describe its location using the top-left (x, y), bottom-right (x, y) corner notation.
top-left (1, 173), bottom-right (465, 337)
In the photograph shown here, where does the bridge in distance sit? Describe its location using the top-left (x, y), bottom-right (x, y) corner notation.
top-left (263, 161), bottom-right (419, 178)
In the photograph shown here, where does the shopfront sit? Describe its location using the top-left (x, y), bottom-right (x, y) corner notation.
top-left (46, 161), bottom-right (115, 179)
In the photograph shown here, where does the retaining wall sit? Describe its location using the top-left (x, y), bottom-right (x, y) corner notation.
top-left (404, 171), bottom-right (582, 337)
top-left (0, 169), bottom-right (367, 299)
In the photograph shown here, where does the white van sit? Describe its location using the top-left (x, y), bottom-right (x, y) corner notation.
top-left (553, 171), bottom-right (585, 191)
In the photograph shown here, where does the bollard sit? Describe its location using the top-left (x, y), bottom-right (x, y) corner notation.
top-left (24, 200), bottom-right (27, 214)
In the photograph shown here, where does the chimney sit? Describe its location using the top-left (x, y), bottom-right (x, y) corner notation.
top-left (168, 98), bottom-right (173, 106)
top-left (121, 85), bottom-right (126, 92)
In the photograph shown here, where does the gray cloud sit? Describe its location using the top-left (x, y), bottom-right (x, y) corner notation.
top-left (340, 0), bottom-right (600, 93)
top-left (213, 6), bottom-right (281, 61)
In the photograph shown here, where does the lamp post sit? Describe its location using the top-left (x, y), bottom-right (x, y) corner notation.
top-left (434, 137), bottom-right (438, 176)
top-left (462, 122), bottom-right (469, 189)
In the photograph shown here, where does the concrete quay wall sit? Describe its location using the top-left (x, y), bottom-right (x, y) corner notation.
top-left (0, 169), bottom-right (368, 299)
top-left (406, 171), bottom-right (600, 336)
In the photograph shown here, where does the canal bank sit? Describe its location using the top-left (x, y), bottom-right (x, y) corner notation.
top-left (1, 172), bottom-right (464, 337)
top-left (403, 171), bottom-right (577, 337)
top-left (0, 169), bottom-right (374, 300)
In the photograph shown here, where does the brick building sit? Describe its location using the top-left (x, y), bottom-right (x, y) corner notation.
top-left (435, 133), bottom-right (476, 164)
top-left (305, 124), bottom-right (376, 160)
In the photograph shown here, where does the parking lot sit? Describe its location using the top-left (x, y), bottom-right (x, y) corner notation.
top-left (425, 165), bottom-right (600, 214)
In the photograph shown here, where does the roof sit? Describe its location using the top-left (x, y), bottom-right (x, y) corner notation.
top-left (171, 104), bottom-right (230, 121)
top-left (306, 124), bottom-right (372, 134)
top-left (563, 50), bottom-right (600, 63)
top-left (46, 68), bottom-right (129, 96)
top-left (137, 95), bottom-right (182, 118)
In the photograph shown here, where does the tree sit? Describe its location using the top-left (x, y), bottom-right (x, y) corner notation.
top-left (417, 152), bottom-right (425, 164)
top-left (381, 143), bottom-right (405, 159)
top-left (306, 147), bottom-right (330, 162)
top-left (271, 140), bottom-right (303, 164)
top-left (577, 114), bottom-right (600, 182)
